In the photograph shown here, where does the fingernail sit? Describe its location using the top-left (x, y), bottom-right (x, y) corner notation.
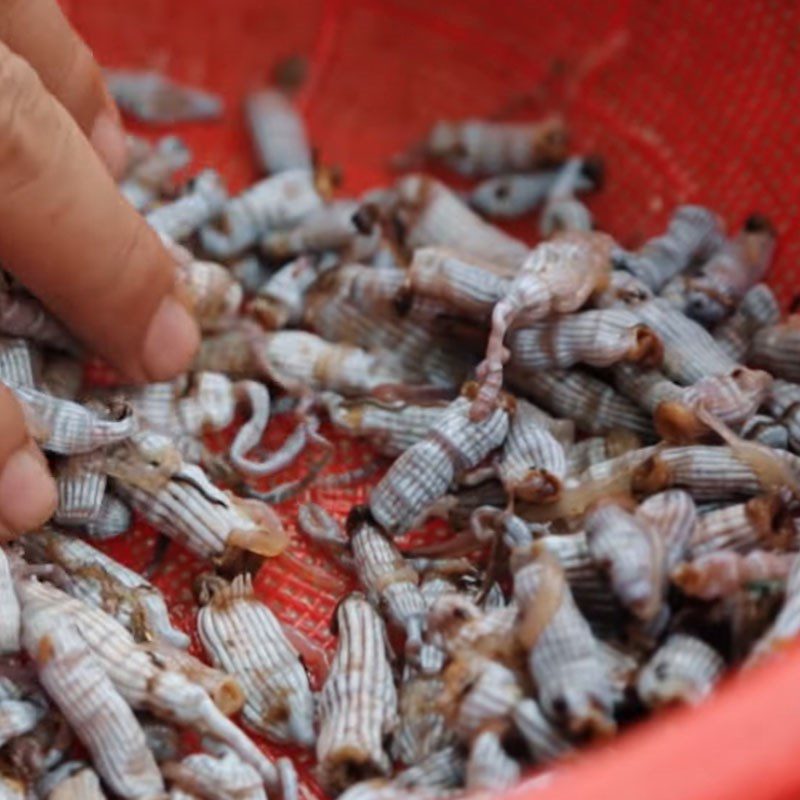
top-left (0, 445), bottom-right (57, 537)
top-left (90, 109), bottom-right (129, 179)
top-left (142, 294), bottom-right (201, 381)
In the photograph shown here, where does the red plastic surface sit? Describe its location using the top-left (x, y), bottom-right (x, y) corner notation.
top-left (64, 1), bottom-right (800, 798)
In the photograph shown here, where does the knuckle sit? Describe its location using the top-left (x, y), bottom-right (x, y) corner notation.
top-left (48, 39), bottom-right (103, 127)
top-left (0, 44), bottom-right (70, 198)
top-left (0, 42), bottom-right (39, 126)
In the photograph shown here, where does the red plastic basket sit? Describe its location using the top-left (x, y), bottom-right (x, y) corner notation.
top-left (63, 1), bottom-right (800, 798)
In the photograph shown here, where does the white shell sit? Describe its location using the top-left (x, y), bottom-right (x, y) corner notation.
top-left (245, 89), bottom-right (312, 175)
top-left (465, 730), bottom-right (521, 793)
top-left (317, 594), bottom-right (398, 793)
top-left (351, 517), bottom-right (426, 653)
top-left (15, 579), bottom-right (282, 792)
top-left (197, 575), bottom-right (314, 746)
top-left (514, 558), bottom-right (616, 736)
top-left (370, 395), bottom-right (509, 536)
top-left (22, 620), bottom-right (164, 799)
top-left (146, 170), bottom-right (228, 242)
top-left (512, 698), bottom-right (572, 763)
top-left (163, 747), bottom-right (266, 800)
top-left (637, 634), bottom-right (725, 707)
top-left (0, 547), bottom-right (20, 654)
top-left (200, 170), bottom-right (321, 258)
top-left (12, 386), bottom-right (137, 454)
top-left (22, 528), bottom-right (189, 649)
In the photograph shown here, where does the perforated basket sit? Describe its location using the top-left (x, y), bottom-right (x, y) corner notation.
top-left (64, 1), bottom-right (800, 798)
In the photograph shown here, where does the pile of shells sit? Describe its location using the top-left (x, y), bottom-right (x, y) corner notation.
top-left (0, 62), bottom-right (797, 800)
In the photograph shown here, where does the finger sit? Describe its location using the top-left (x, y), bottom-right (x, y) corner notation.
top-left (0, 42), bottom-right (200, 382)
top-left (0, 384), bottom-right (56, 538)
top-left (0, 0), bottom-right (127, 177)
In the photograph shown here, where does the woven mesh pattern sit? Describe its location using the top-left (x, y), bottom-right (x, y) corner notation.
top-left (62, 1), bottom-right (800, 797)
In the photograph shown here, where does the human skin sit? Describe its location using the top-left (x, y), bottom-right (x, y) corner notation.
top-left (0, 0), bottom-right (200, 537)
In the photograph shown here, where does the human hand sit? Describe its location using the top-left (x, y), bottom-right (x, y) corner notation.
top-left (0, 0), bottom-right (201, 536)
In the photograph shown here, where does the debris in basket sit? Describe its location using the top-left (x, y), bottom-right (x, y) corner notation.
top-left (1, 61), bottom-right (800, 800)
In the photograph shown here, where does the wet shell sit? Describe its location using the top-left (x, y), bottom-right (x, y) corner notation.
top-left (465, 730), bottom-right (520, 792)
top-left (764, 379), bottom-right (800, 452)
top-left (565, 429), bottom-right (640, 475)
top-left (508, 309), bottom-right (661, 372)
top-left (393, 746), bottom-right (465, 791)
top-left (688, 495), bottom-right (788, 557)
top-left (369, 395), bottom-right (509, 536)
top-left (512, 698), bottom-right (573, 763)
top-left (39, 762), bottom-right (107, 800)
top-left (0, 547), bottom-right (20, 653)
top-left (442, 656), bottom-right (523, 740)
top-left (473, 232), bottom-right (614, 417)
top-left (513, 556), bottom-right (616, 736)
top-left (349, 513), bottom-right (427, 654)
top-left (406, 247), bottom-right (510, 321)
top-left (626, 298), bottom-right (738, 385)
top-left (684, 222), bottom-right (775, 324)
top-left (22, 528), bottom-right (189, 649)
top-left (392, 666), bottom-right (454, 766)
top-left (251, 256), bottom-right (318, 329)
top-left (637, 634), bottom-right (725, 708)
top-left (0, 699), bottom-right (45, 748)
top-left (751, 557), bottom-right (800, 660)
top-left (106, 69), bottom-right (222, 123)
top-left (712, 282), bottom-right (780, 361)
top-left (15, 579), bottom-right (281, 790)
top-left (469, 168), bottom-right (591, 218)
top-left (0, 336), bottom-right (38, 388)
top-left (585, 500), bottom-right (665, 622)
top-left (200, 170), bottom-right (322, 258)
top-left (22, 621), bottom-right (164, 799)
top-left (12, 387), bottom-right (136, 455)
top-left (741, 413), bottom-right (789, 450)
top-left (120, 135), bottom-right (191, 211)
top-left (146, 170), bottom-right (228, 242)
top-left (635, 490), bottom-right (697, 569)
top-left (394, 175), bottom-right (529, 271)
top-left (498, 398), bottom-right (567, 502)
top-left (84, 493), bottom-right (133, 540)
top-left (197, 575), bottom-right (314, 747)
top-left (423, 116), bottom-right (567, 176)
top-left (615, 205), bottom-right (724, 291)
top-left (317, 594), bottom-right (398, 793)
top-left (52, 456), bottom-right (108, 528)
top-left (630, 446), bottom-right (798, 500)
top-left (113, 434), bottom-right (287, 559)
top-left (326, 395), bottom-right (447, 458)
top-left (163, 747), bottom-right (266, 800)
top-left (245, 88), bottom-right (312, 175)
top-left (254, 330), bottom-right (406, 396)
top-left (538, 532), bottom-right (618, 632)
top-left (510, 367), bottom-right (655, 438)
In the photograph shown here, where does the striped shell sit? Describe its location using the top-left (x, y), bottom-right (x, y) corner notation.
top-left (513, 557), bottom-right (616, 737)
top-left (350, 514), bottom-right (426, 654)
top-left (370, 395), bottom-right (509, 536)
top-left (21, 621), bottom-right (164, 799)
top-left (637, 634), bottom-right (725, 708)
top-left (197, 575), bottom-right (314, 747)
top-left (317, 594), bottom-right (398, 793)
